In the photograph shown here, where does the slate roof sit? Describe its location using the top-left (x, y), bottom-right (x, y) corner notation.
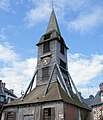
top-left (91, 91), bottom-right (103, 106)
top-left (46, 8), bottom-right (61, 35)
top-left (36, 9), bottom-right (68, 49)
top-left (4, 81), bottom-right (90, 110)
top-left (4, 88), bottom-right (17, 98)
top-left (0, 87), bottom-right (17, 98)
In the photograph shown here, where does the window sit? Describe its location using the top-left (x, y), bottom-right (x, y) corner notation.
top-left (42, 67), bottom-right (49, 78)
top-left (44, 108), bottom-right (51, 120)
top-left (60, 59), bottom-right (66, 69)
top-left (60, 42), bottom-right (65, 55)
top-left (44, 33), bottom-right (51, 40)
top-left (6, 112), bottom-right (16, 120)
top-left (43, 41), bottom-right (50, 53)
top-left (42, 108), bottom-right (55, 120)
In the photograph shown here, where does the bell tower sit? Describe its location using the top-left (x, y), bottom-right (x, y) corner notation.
top-left (1, 7), bottom-right (91, 120)
top-left (36, 9), bottom-right (72, 90)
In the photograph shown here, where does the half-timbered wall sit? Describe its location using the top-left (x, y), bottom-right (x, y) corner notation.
top-left (92, 104), bottom-right (103, 120)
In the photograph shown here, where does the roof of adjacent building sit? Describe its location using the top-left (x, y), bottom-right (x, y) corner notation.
top-left (4, 88), bottom-right (17, 98)
top-left (0, 87), bottom-right (17, 98)
top-left (4, 81), bottom-right (90, 110)
top-left (90, 91), bottom-right (103, 106)
top-left (82, 95), bottom-right (94, 107)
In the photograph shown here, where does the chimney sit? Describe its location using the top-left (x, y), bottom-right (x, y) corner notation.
top-left (0, 80), bottom-right (2, 87)
top-left (10, 89), bottom-right (14, 94)
top-left (99, 83), bottom-right (103, 91)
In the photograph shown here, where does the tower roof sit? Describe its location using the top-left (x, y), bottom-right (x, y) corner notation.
top-left (46, 9), bottom-right (61, 35)
top-left (4, 81), bottom-right (90, 110)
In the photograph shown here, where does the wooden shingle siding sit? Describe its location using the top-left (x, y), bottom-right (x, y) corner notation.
top-left (51, 107), bottom-right (55, 120)
top-left (40, 108), bottom-right (43, 120)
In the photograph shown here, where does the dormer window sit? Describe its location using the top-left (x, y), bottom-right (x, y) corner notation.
top-left (43, 41), bottom-right (50, 53)
top-left (44, 33), bottom-right (51, 40)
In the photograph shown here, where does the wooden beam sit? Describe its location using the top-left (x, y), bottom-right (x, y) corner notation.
top-left (56, 64), bottom-right (71, 98)
top-left (22, 69), bottom-right (38, 100)
top-left (67, 71), bottom-right (83, 102)
top-left (57, 75), bottom-right (65, 91)
top-left (44, 64), bottom-right (56, 96)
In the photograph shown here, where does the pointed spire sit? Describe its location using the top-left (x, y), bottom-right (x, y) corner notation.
top-left (46, 9), bottom-right (61, 35)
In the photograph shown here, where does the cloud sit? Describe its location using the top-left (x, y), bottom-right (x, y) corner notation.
top-left (69, 53), bottom-right (103, 85)
top-left (0, 42), bottom-right (37, 96)
top-left (79, 86), bottom-right (99, 98)
top-left (0, 42), bottom-right (19, 62)
top-left (68, 8), bottom-right (103, 33)
top-left (0, 28), bottom-right (7, 41)
top-left (0, 0), bottom-right (10, 11)
top-left (0, 58), bottom-right (37, 96)
top-left (25, 0), bottom-right (51, 27)
top-left (25, 0), bottom-right (103, 33)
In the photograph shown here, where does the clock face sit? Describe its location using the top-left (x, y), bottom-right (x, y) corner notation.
top-left (42, 57), bottom-right (50, 66)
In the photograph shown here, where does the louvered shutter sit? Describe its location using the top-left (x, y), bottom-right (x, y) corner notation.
top-left (42, 67), bottom-right (49, 78)
top-left (6, 112), bottom-right (16, 120)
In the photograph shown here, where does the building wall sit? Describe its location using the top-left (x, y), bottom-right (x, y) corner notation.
top-left (64, 103), bottom-right (92, 120)
top-left (64, 103), bottom-right (75, 120)
top-left (36, 32), bottom-right (68, 86)
top-left (92, 104), bottom-right (103, 120)
top-left (1, 101), bottom-right (64, 120)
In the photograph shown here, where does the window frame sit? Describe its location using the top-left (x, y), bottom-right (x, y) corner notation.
top-left (41, 107), bottom-right (55, 120)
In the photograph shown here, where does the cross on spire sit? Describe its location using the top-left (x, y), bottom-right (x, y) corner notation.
top-left (52, 0), bottom-right (54, 10)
